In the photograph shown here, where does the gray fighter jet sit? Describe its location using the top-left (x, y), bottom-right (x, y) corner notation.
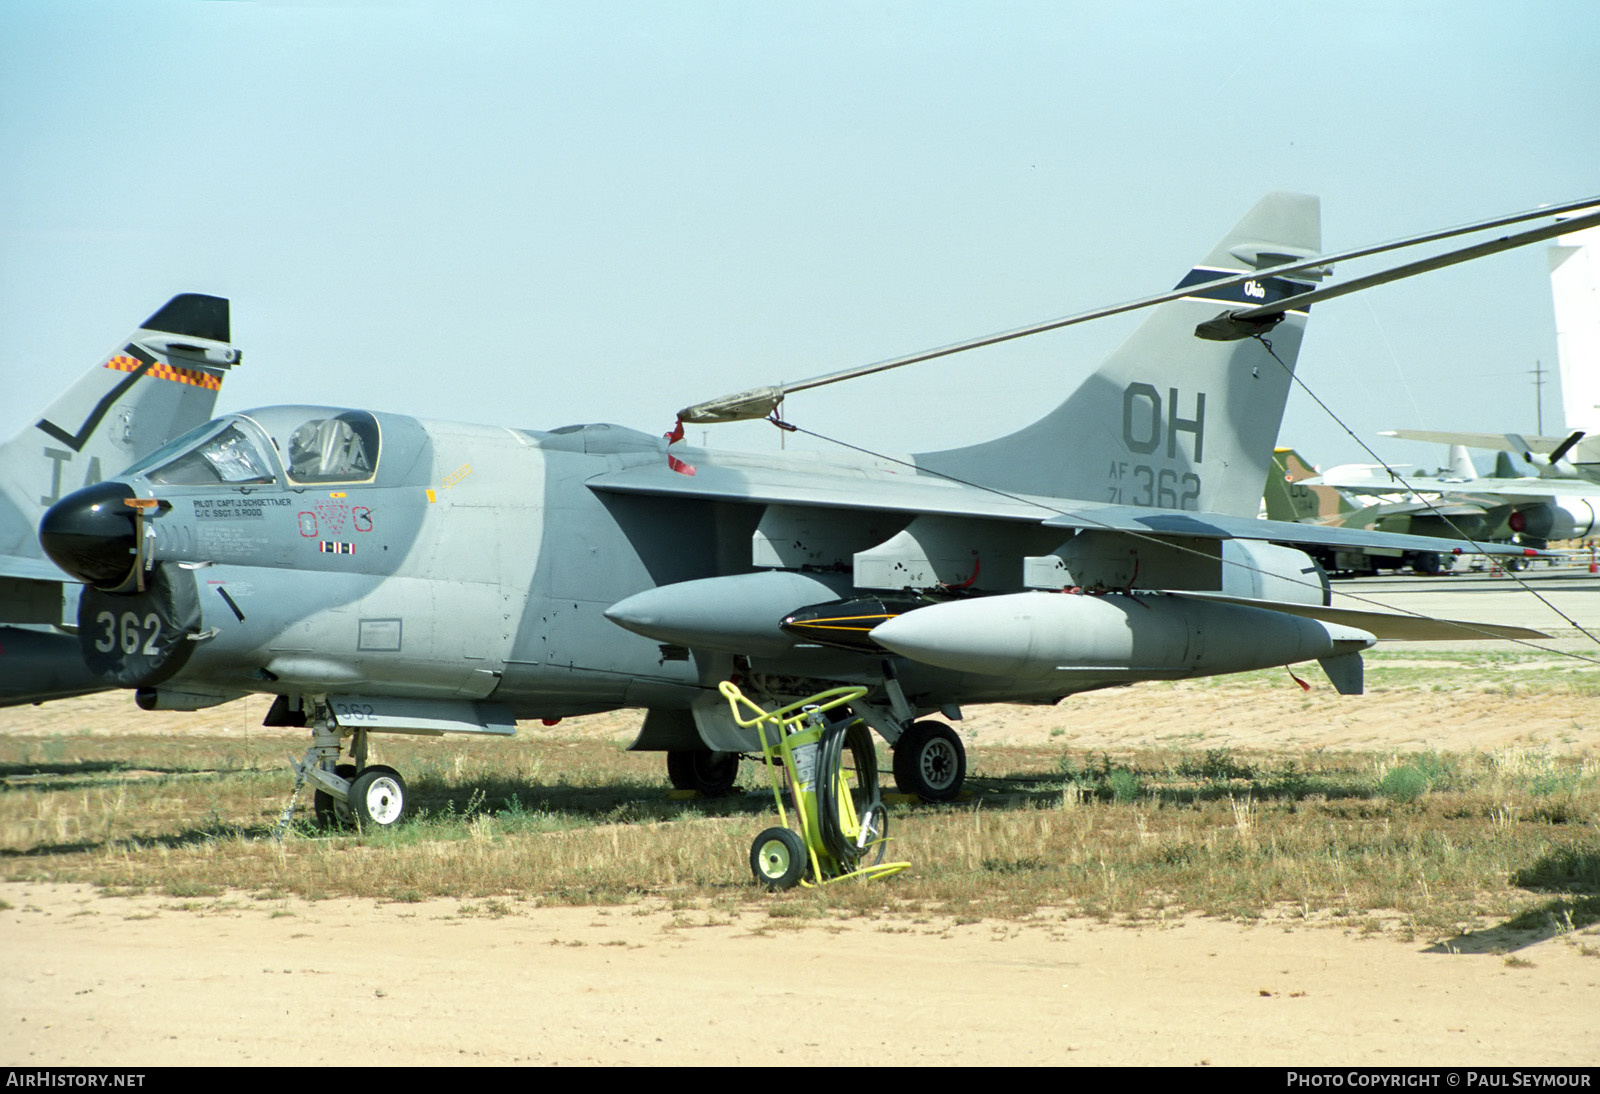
top-left (36, 195), bottom-right (1589, 826)
top-left (0, 295), bottom-right (238, 705)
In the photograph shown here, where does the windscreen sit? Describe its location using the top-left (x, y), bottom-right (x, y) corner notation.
top-left (145, 424), bottom-right (277, 486)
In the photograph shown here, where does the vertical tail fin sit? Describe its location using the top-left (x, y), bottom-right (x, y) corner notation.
top-left (0, 294), bottom-right (238, 560)
top-left (916, 193), bottom-right (1321, 516)
top-left (1263, 447), bottom-right (1356, 523)
top-left (1550, 224), bottom-right (1600, 434)
top-left (1444, 444), bottom-right (1478, 481)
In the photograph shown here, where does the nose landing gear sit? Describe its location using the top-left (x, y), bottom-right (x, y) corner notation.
top-left (277, 708), bottom-right (410, 835)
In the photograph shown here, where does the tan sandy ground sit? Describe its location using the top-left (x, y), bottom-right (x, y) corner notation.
top-left (3, 679), bottom-right (1599, 1067)
top-left (4, 880), bottom-right (1598, 1067)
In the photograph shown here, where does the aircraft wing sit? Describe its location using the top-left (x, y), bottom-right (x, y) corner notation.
top-left (1037, 507), bottom-right (1539, 557)
top-left (587, 457), bottom-right (1056, 521)
top-left (589, 459), bottom-right (1543, 558)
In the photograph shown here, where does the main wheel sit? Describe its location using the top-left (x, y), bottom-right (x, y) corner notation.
top-left (313, 763), bottom-right (358, 829)
top-left (892, 721), bottom-right (966, 802)
top-left (1412, 552), bottom-right (1443, 575)
top-left (749, 826), bottom-right (807, 890)
top-left (348, 765), bottom-right (407, 830)
top-left (666, 749), bottom-right (739, 796)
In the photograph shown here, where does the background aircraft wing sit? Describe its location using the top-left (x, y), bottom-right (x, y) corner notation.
top-left (1309, 473), bottom-right (1600, 504)
top-left (0, 555), bottom-right (72, 584)
top-left (1380, 428), bottom-right (1567, 455)
top-left (0, 555), bottom-right (74, 626)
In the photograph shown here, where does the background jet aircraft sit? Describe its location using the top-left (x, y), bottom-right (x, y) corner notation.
top-left (1378, 223), bottom-right (1600, 481)
top-left (1303, 447), bottom-right (1600, 553)
top-left (1260, 448), bottom-right (1497, 575)
top-left (35, 195), bottom-right (1576, 828)
top-left (1297, 223), bottom-right (1600, 555)
top-left (0, 295), bottom-right (239, 706)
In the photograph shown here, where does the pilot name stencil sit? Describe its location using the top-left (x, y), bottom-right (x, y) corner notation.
top-left (194, 496), bottom-right (293, 520)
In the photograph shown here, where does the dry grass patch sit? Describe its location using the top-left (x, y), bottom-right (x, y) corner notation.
top-left (4, 721), bottom-right (1594, 946)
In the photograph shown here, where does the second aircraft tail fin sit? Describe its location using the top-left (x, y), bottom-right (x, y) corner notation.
top-left (0, 294), bottom-right (238, 560)
top-left (1263, 447), bottom-right (1356, 524)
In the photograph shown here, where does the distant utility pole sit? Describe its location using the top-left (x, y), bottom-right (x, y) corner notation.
top-left (1530, 359), bottom-right (1546, 434)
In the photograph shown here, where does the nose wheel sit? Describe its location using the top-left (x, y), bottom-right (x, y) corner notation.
top-left (285, 715), bottom-right (413, 834)
top-left (348, 765), bottom-right (408, 829)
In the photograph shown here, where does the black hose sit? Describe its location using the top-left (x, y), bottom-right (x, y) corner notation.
top-left (813, 709), bottom-right (887, 870)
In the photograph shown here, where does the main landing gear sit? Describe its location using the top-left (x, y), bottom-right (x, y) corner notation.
top-left (891, 720), bottom-right (967, 802)
top-left (665, 749), bottom-right (741, 797)
top-left (662, 717), bottom-right (968, 803)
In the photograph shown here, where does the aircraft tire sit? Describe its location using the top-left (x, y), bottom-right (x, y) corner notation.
top-left (349, 765), bottom-right (408, 830)
top-left (892, 721), bottom-right (966, 802)
top-left (1412, 552), bottom-right (1443, 575)
top-left (750, 826), bottom-right (807, 890)
top-left (666, 749), bottom-right (739, 797)
top-left (313, 763), bottom-right (359, 829)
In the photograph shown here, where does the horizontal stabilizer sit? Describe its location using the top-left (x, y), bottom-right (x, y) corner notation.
top-left (141, 293), bottom-right (230, 342)
top-left (1170, 592), bottom-right (1547, 641)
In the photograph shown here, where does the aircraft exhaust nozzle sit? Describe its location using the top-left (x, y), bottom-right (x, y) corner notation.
top-left (869, 592), bottom-right (1374, 680)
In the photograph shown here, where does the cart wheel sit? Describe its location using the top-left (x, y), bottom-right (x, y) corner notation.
top-left (750, 827), bottom-right (807, 890)
top-left (854, 804), bottom-right (889, 867)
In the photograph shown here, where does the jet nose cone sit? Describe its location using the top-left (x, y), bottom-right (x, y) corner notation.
top-left (39, 481), bottom-right (139, 587)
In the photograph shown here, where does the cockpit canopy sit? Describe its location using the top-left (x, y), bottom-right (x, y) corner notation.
top-left (284, 414), bottom-right (378, 483)
top-left (124, 407), bottom-right (383, 487)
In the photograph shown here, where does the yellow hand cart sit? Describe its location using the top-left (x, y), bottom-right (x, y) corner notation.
top-left (719, 680), bottom-right (910, 889)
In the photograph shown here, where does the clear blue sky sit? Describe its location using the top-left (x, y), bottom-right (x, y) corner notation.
top-left (3, 1), bottom-right (1597, 475)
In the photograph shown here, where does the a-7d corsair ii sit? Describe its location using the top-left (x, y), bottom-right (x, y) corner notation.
top-left (38, 194), bottom-right (1588, 827)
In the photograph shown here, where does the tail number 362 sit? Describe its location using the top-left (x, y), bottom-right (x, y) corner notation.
top-left (94, 610), bottom-right (161, 656)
